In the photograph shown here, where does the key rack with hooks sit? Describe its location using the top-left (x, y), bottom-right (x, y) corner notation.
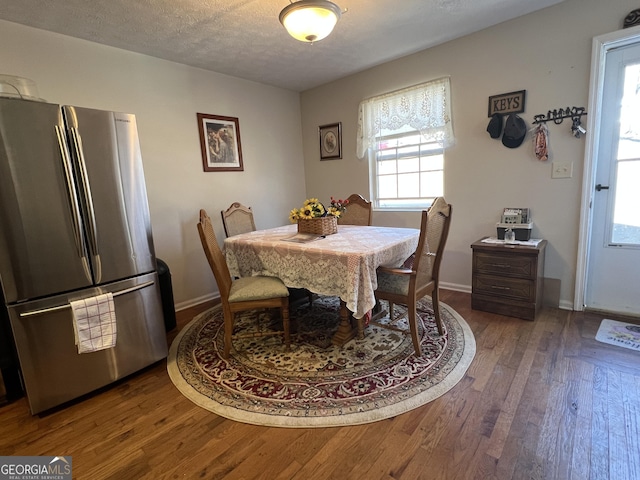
top-left (533, 106), bottom-right (587, 138)
top-left (532, 106), bottom-right (587, 125)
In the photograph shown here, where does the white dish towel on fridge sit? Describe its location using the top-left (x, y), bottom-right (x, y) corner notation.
top-left (70, 293), bottom-right (117, 354)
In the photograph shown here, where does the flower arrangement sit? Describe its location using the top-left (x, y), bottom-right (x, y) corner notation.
top-left (289, 197), bottom-right (349, 223)
top-left (327, 196), bottom-right (349, 217)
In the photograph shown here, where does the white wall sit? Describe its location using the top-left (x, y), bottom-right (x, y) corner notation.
top-left (300, 0), bottom-right (639, 309)
top-left (0, 20), bottom-right (306, 309)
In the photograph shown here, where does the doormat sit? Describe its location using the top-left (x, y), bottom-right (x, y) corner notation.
top-left (595, 319), bottom-right (640, 351)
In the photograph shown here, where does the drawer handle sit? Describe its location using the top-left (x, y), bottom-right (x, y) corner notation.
top-left (489, 263), bottom-right (511, 268)
top-left (491, 285), bottom-right (511, 291)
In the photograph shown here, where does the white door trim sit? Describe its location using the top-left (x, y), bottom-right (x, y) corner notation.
top-left (575, 24), bottom-right (640, 311)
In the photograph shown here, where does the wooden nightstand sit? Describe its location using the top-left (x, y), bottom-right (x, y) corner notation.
top-left (471, 238), bottom-right (547, 320)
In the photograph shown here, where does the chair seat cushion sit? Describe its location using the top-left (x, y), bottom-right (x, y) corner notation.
top-left (228, 276), bottom-right (289, 302)
top-left (377, 270), bottom-right (410, 296)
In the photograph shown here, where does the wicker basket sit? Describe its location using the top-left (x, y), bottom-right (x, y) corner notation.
top-left (297, 216), bottom-right (338, 235)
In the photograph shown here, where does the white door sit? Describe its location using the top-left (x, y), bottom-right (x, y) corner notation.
top-left (585, 42), bottom-right (640, 315)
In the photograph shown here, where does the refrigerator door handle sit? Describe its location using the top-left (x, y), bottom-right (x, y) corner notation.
top-left (18, 280), bottom-right (156, 317)
top-left (70, 126), bottom-right (102, 283)
top-left (55, 125), bottom-right (92, 283)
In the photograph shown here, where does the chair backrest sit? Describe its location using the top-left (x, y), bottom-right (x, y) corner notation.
top-left (221, 202), bottom-right (256, 237)
top-left (413, 197), bottom-right (452, 287)
top-left (197, 209), bottom-right (233, 300)
top-left (337, 193), bottom-right (373, 226)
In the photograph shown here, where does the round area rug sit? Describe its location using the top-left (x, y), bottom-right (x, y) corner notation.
top-left (167, 296), bottom-right (475, 428)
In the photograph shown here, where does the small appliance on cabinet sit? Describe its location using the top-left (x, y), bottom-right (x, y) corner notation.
top-left (0, 96), bottom-right (168, 414)
top-left (496, 207), bottom-right (533, 241)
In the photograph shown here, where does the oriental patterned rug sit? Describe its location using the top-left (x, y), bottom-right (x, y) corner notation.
top-left (167, 296), bottom-right (475, 428)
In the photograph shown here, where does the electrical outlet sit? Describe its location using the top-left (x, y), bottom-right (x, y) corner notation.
top-left (552, 161), bottom-right (573, 179)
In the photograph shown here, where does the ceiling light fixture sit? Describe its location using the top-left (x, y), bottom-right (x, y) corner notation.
top-left (279, 0), bottom-right (342, 43)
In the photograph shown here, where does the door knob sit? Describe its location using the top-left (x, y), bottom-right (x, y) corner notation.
top-left (595, 184), bottom-right (609, 191)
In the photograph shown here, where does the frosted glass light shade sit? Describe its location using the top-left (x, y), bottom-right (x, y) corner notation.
top-left (279, 1), bottom-right (342, 43)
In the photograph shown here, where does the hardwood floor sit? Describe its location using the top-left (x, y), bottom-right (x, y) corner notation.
top-left (1, 290), bottom-right (639, 479)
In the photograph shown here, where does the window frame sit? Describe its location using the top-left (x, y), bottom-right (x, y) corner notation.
top-left (357, 76), bottom-right (454, 212)
top-left (369, 130), bottom-right (445, 212)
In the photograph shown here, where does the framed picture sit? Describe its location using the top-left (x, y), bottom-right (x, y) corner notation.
top-left (197, 113), bottom-right (244, 172)
top-left (319, 122), bottom-right (342, 160)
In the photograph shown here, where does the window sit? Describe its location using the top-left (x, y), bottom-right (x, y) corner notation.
top-left (357, 77), bottom-right (454, 210)
top-left (374, 131), bottom-right (444, 210)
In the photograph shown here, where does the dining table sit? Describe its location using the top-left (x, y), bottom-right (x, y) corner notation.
top-left (223, 223), bottom-right (420, 346)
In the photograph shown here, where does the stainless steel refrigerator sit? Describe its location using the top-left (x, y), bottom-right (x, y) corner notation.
top-left (0, 97), bottom-right (168, 414)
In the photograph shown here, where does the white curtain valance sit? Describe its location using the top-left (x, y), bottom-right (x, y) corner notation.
top-left (356, 76), bottom-right (455, 158)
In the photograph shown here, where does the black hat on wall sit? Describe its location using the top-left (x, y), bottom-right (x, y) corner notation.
top-left (502, 113), bottom-right (527, 148)
top-left (486, 113), bottom-right (503, 139)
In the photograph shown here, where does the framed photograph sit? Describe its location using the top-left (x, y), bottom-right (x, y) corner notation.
top-left (319, 122), bottom-right (342, 160)
top-left (197, 113), bottom-right (244, 172)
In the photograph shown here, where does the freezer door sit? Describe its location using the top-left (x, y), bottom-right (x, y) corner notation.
top-left (8, 272), bottom-right (167, 414)
top-left (63, 106), bottom-right (156, 285)
top-left (0, 98), bottom-right (92, 303)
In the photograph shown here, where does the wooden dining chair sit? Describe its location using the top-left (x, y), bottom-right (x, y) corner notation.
top-left (373, 197), bottom-right (452, 356)
top-left (221, 202), bottom-right (313, 306)
top-left (221, 202), bottom-right (256, 237)
top-left (197, 209), bottom-right (290, 358)
top-left (337, 193), bottom-right (373, 226)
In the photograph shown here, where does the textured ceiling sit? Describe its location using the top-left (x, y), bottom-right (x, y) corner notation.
top-left (0, 0), bottom-right (564, 92)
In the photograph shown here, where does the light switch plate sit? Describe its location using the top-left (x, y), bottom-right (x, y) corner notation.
top-left (552, 161), bottom-right (573, 179)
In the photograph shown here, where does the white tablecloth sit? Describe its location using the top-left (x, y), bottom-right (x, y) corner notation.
top-left (224, 224), bottom-right (420, 319)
